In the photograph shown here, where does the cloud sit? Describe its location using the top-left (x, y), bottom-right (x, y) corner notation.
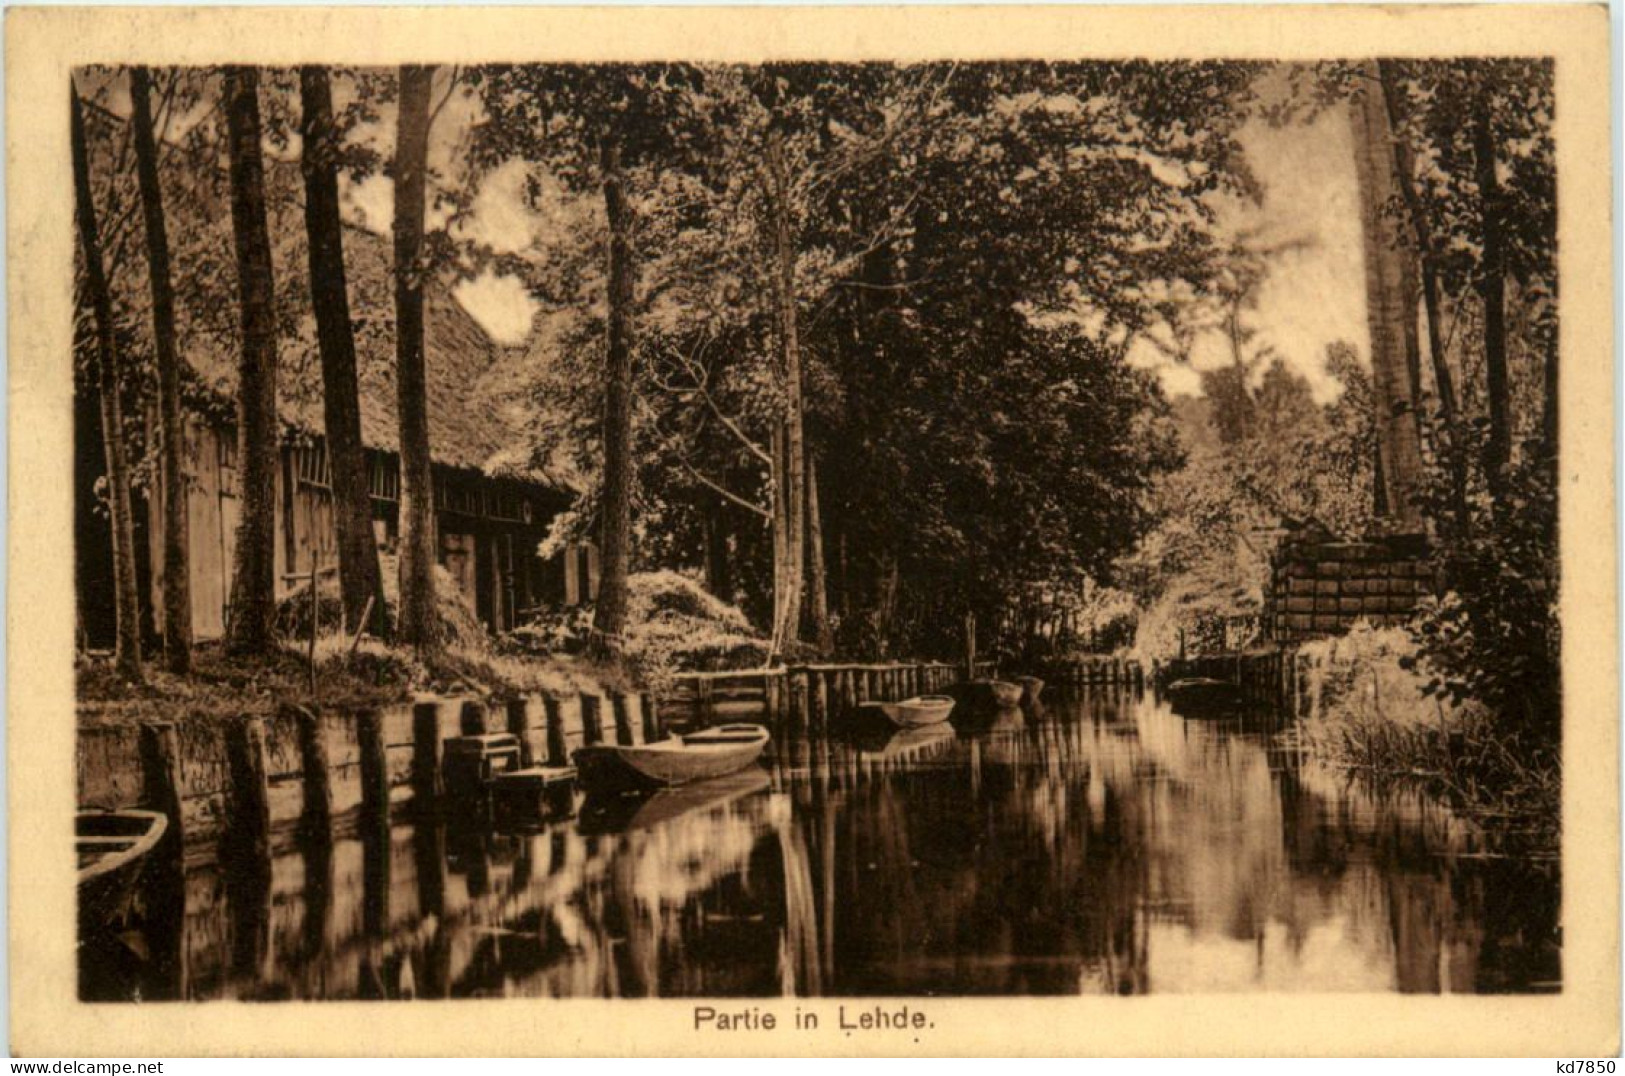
top-left (1129, 101), bottom-right (1368, 405)
top-left (454, 269), bottom-right (539, 347)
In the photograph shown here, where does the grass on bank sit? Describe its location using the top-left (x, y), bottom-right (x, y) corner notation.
top-left (77, 568), bottom-right (763, 727)
top-left (1284, 621), bottom-right (1559, 847)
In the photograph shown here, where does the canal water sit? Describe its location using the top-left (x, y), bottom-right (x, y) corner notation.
top-left (83, 686), bottom-right (1560, 1000)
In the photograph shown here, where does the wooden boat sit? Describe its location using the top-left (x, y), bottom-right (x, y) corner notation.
top-left (1018, 676), bottom-right (1045, 706)
top-left (1165, 677), bottom-right (1243, 715)
top-left (963, 678), bottom-right (1024, 710)
top-left (77, 809), bottom-right (167, 932)
top-left (861, 694), bottom-right (956, 729)
top-left (573, 724), bottom-right (771, 793)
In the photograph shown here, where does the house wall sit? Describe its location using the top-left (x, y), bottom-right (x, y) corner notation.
top-left (1264, 535), bottom-right (1434, 644)
top-left (143, 421), bottom-right (566, 641)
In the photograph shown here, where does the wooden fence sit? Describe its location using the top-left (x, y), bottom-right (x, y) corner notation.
top-left (1157, 648), bottom-right (1297, 708)
top-left (659, 660), bottom-right (995, 726)
top-left (77, 687), bottom-right (659, 863)
top-left (1040, 654), bottom-right (1146, 688)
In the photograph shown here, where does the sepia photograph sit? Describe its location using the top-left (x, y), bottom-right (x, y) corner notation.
top-left (8, 2), bottom-right (1616, 1058)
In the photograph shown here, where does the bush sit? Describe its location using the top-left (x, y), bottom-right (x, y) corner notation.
top-left (1290, 622), bottom-right (1558, 842)
top-left (274, 555), bottom-right (488, 654)
top-left (1412, 437), bottom-right (1560, 750)
top-left (509, 571), bottom-right (770, 687)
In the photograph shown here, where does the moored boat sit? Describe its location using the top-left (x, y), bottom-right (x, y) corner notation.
top-left (573, 724), bottom-right (771, 794)
top-left (963, 678), bottom-right (1024, 710)
top-left (1165, 677), bottom-right (1243, 715)
top-left (77, 809), bottom-right (168, 933)
top-left (861, 694), bottom-right (956, 729)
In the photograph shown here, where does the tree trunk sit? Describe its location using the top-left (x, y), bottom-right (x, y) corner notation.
top-left (72, 84), bottom-right (142, 680)
top-left (1377, 62), bottom-right (1460, 429)
top-left (1377, 62), bottom-right (1470, 535)
top-left (805, 452), bottom-right (832, 653)
top-left (962, 610), bottom-right (977, 684)
top-left (766, 134), bottom-right (806, 649)
top-left (222, 66), bottom-right (281, 657)
top-left (770, 421), bottom-right (788, 656)
top-left (301, 65), bottom-right (384, 637)
top-left (129, 67), bottom-right (190, 674)
top-left (593, 138), bottom-right (634, 653)
top-left (1350, 66), bottom-right (1426, 532)
top-left (1473, 92), bottom-right (1512, 503)
top-left (393, 65), bottom-right (438, 652)
top-left (875, 552), bottom-right (899, 659)
top-left (703, 500), bottom-right (732, 603)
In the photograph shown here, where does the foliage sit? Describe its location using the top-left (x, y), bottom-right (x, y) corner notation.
top-left (1409, 441), bottom-right (1560, 748)
top-left (1122, 342), bottom-right (1374, 656)
top-left (275, 560), bottom-right (487, 653)
top-left (1290, 623), bottom-right (1558, 844)
top-left (511, 571), bottom-right (770, 687)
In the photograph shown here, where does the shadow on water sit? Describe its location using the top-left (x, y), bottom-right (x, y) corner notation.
top-left (82, 686), bottom-right (1560, 1000)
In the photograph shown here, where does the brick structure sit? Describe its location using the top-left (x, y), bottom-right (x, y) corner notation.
top-left (1264, 531), bottom-right (1434, 643)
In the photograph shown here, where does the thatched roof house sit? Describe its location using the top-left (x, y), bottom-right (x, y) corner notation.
top-left (74, 101), bottom-right (597, 646)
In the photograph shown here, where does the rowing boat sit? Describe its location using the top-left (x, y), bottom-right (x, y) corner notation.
top-left (77, 809), bottom-right (167, 933)
top-left (963, 679), bottom-right (1024, 710)
top-left (573, 724), bottom-right (771, 793)
top-left (861, 694), bottom-right (956, 729)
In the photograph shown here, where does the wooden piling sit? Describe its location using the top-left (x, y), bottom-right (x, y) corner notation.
top-left (580, 693), bottom-right (604, 744)
top-left (291, 704), bottom-right (332, 838)
top-left (786, 669), bottom-right (804, 726)
top-left (764, 673), bottom-right (782, 723)
top-left (639, 692), bottom-right (661, 741)
top-left (358, 709), bottom-right (390, 833)
top-left (813, 672), bottom-right (830, 724)
top-left (611, 693), bottom-right (634, 745)
top-left (411, 701), bottom-right (444, 812)
top-left (543, 696), bottom-right (567, 765)
top-left (506, 696), bottom-right (534, 767)
top-left (224, 716), bottom-right (272, 873)
top-left (460, 699), bottom-right (489, 735)
top-left (137, 719), bottom-right (185, 902)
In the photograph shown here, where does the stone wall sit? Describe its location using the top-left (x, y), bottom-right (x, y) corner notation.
top-left (1265, 535), bottom-right (1433, 644)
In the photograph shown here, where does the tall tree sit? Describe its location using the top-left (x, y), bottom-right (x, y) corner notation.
top-left (72, 82), bottom-right (143, 680)
top-left (473, 64), bottom-right (709, 655)
top-left (1349, 63), bottom-right (1426, 531)
top-left (300, 65), bottom-right (385, 636)
top-left (1472, 90), bottom-right (1511, 503)
top-left (129, 66), bottom-right (191, 674)
top-left (222, 65), bottom-right (282, 656)
top-left (764, 131), bottom-right (806, 651)
top-left (394, 64), bottom-right (438, 652)
top-left (1376, 60), bottom-right (1469, 535)
top-left (594, 137), bottom-right (635, 652)
top-left (805, 452), bottom-right (833, 651)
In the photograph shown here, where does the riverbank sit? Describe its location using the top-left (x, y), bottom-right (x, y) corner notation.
top-left (1283, 623), bottom-right (1560, 850)
top-left (76, 636), bottom-right (631, 729)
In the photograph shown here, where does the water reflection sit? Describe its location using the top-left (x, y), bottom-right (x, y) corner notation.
top-left (84, 688), bottom-right (1560, 1000)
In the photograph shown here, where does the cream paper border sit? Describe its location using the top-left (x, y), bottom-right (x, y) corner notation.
top-left (7, 4), bottom-right (1615, 1057)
